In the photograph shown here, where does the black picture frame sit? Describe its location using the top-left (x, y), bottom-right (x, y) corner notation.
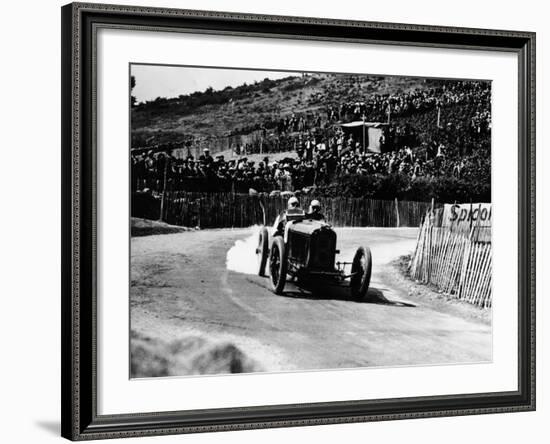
top-left (61, 2), bottom-right (536, 440)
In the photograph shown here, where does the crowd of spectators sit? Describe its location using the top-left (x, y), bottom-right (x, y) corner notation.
top-left (228, 121), bottom-right (418, 157)
top-left (131, 127), bottom-right (487, 196)
top-left (132, 80), bottom-right (491, 198)
top-left (230, 81), bottom-right (489, 140)
top-left (224, 81), bottom-right (489, 157)
top-left (332, 80), bottom-right (490, 123)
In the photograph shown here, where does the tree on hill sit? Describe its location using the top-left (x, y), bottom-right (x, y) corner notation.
top-left (131, 75), bottom-right (136, 108)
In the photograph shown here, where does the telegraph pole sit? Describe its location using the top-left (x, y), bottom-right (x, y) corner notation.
top-left (362, 115), bottom-right (366, 153)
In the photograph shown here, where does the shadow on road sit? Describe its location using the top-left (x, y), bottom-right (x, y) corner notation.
top-left (282, 282), bottom-right (416, 307)
top-left (244, 274), bottom-right (416, 307)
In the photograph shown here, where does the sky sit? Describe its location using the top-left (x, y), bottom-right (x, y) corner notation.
top-left (131, 64), bottom-right (301, 103)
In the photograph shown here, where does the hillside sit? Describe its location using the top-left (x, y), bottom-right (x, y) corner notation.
top-left (131, 73), bottom-right (427, 147)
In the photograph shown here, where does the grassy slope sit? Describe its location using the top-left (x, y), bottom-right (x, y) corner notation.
top-left (131, 73), bottom-right (426, 144)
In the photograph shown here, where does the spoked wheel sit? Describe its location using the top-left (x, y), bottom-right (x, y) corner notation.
top-left (256, 227), bottom-right (269, 276)
top-left (269, 236), bottom-right (287, 294)
top-left (350, 246), bottom-right (372, 301)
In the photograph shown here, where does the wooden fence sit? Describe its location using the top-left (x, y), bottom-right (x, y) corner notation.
top-left (158, 192), bottom-right (435, 229)
top-left (409, 211), bottom-right (492, 308)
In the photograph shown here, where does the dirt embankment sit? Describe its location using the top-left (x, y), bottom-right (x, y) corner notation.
top-left (131, 217), bottom-right (195, 237)
top-left (131, 331), bottom-right (262, 378)
top-left (389, 255), bottom-right (491, 325)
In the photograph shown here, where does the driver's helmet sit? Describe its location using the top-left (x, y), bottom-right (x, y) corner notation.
top-left (309, 199), bottom-right (321, 213)
top-left (287, 196), bottom-right (300, 210)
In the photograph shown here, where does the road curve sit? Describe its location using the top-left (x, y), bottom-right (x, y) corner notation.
top-left (130, 227), bottom-right (491, 375)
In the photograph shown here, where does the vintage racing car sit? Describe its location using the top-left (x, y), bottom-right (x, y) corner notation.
top-left (256, 209), bottom-right (372, 300)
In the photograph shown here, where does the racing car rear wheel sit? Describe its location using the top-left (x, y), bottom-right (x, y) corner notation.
top-left (350, 246), bottom-right (372, 301)
top-left (269, 236), bottom-right (287, 295)
top-left (257, 227), bottom-right (269, 276)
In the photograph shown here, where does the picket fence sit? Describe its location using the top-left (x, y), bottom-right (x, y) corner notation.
top-left (158, 191), bottom-right (434, 229)
top-left (409, 211), bottom-right (492, 308)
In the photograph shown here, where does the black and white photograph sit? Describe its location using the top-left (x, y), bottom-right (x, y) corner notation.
top-left (129, 65), bottom-right (493, 378)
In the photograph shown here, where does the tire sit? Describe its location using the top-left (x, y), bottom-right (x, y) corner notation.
top-left (350, 246), bottom-right (372, 301)
top-left (257, 227), bottom-right (269, 276)
top-left (269, 236), bottom-right (287, 295)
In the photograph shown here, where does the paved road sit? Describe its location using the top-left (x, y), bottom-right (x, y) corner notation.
top-left (130, 227), bottom-right (491, 374)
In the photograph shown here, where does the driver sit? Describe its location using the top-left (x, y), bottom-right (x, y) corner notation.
top-left (307, 199), bottom-right (325, 221)
top-left (273, 196), bottom-right (302, 235)
top-left (287, 196), bottom-right (301, 211)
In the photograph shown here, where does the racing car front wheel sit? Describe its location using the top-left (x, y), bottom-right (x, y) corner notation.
top-left (350, 246), bottom-right (372, 301)
top-left (257, 227), bottom-right (269, 276)
top-left (269, 237), bottom-right (287, 295)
